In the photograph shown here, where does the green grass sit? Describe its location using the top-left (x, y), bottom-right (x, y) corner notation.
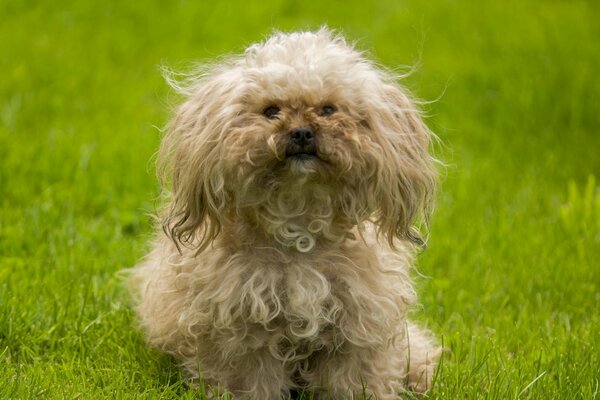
top-left (1, 0), bottom-right (599, 398)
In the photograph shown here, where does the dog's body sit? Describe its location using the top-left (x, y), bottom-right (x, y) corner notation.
top-left (130, 29), bottom-right (440, 399)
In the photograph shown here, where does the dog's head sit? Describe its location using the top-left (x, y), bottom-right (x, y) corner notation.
top-left (160, 28), bottom-right (437, 252)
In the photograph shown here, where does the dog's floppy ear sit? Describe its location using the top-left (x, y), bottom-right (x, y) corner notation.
top-left (158, 67), bottom-right (238, 253)
top-left (365, 80), bottom-right (437, 248)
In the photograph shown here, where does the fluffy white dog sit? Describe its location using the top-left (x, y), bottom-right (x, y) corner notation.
top-left (130, 28), bottom-right (440, 399)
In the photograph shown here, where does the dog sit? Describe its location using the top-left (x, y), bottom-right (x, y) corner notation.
top-left (130, 28), bottom-right (440, 400)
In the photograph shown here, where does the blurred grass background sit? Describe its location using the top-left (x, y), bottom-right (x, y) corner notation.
top-left (1, 0), bottom-right (599, 398)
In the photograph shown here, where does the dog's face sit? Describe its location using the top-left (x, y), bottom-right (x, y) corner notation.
top-left (161, 29), bottom-right (436, 251)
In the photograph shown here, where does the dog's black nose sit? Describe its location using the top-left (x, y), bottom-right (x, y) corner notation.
top-left (290, 128), bottom-right (314, 146)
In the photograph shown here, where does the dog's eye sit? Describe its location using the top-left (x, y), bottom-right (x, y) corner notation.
top-left (321, 104), bottom-right (336, 117)
top-left (263, 106), bottom-right (280, 120)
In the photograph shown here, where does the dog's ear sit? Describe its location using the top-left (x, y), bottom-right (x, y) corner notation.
top-left (158, 68), bottom-right (238, 253)
top-left (365, 81), bottom-right (437, 248)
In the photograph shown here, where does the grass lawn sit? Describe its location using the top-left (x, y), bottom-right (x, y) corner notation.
top-left (1, 0), bottom-right (598, 398)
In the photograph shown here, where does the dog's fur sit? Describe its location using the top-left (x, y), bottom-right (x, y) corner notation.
top-left (130, 28), bottom-right (440, 399)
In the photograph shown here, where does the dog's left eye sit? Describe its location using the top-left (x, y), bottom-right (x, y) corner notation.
top-left (263, 106), bottom-right (280, 120)
top-left (321, 105), bottom-right (336, 117)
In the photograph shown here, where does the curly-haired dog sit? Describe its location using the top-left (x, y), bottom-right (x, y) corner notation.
top-left (130, 28), bottom-right (440, 399)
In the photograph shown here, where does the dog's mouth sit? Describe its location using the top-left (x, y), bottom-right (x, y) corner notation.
top-left (285, 145), bottom-right (319, 161)
top-left (286, 151), bottom-right (318, 161)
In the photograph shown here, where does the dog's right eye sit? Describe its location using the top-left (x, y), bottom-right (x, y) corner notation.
top-left (263, 106), bottom-right (280, 120)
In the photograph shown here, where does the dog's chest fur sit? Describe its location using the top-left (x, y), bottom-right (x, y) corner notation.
top-left (178, 238), bottom-right (406, 363)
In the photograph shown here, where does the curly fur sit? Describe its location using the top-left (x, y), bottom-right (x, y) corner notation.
top-left (130, 28), bottom-right (441, 399)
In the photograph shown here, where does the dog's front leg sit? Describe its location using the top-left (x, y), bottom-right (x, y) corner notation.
top-left (186, 347), bottom-right (288, 400)
top-left (305, 324), bottom-right (440, 399)
top-left (305, 344), bottom-right (405, 400)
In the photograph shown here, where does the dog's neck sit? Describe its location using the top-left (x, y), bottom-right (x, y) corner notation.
top-left (224, 180), bottom-right (359, 253)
